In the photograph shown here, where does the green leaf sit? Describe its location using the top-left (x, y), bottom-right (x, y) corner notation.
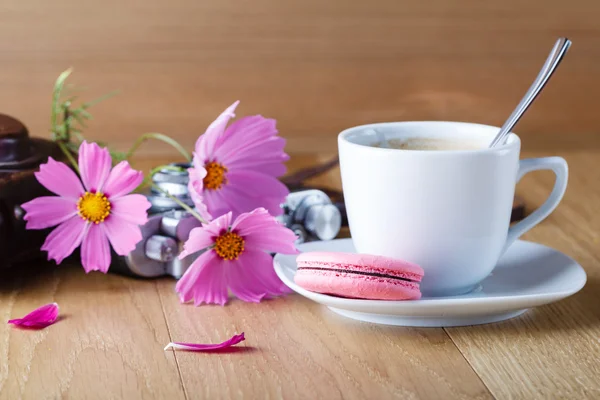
top-left (79, 109), bottom-right (93, 120)
top-left (51, 68), bottom-right (73, 132)
top-left (70, 110), bottom-right (88, 127)
top-left (53, 125), bottom-right (66, 140)
top-left (48, 68), bottom-right (118, 153)
top-left (82, 90), bottom-right (119, 109)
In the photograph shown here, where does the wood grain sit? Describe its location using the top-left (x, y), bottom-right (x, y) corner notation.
top-left (446, 151), bottom-right (600, 399)
top-left (0, 264), bottom-right (185, 399)
top-left (0, 0), bottom-right (599, 156)
top-left (156, 282), bottom-right (491, 400)
top-left (2, 146), bottom-right (600, 399)
top-left (1, 147), bottom-right (600, 398)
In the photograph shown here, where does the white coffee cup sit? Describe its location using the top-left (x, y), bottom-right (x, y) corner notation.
top-left (338, 121), bottom-right (568, 297)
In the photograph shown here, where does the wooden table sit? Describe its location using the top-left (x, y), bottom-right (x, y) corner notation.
top-left (1, 150), bottom-right (599, 400)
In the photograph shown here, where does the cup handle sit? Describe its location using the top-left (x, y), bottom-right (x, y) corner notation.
top-left (502, 156), bottom-right (568, 254)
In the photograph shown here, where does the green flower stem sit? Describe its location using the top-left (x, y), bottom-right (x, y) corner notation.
top-left (149, 164), bottom-right (186, 177)
top-left (151, 183), bottom-right (208, 225)
top-left (126, 133), bottom-right (191, 162)
top-left (134, 164), bottom-right (187, 193)
top-left (57, 141), bottom-right (80, 174)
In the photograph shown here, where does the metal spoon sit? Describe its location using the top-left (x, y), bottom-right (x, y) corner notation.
top-left (489, 37), bottom-right (572, 148)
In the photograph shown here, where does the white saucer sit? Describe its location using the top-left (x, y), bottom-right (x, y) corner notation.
top-left (273, 238), bottom-right (587, 327)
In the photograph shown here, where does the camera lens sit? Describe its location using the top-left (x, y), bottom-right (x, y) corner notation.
top-left (304, 204), bottom-right (342, 241)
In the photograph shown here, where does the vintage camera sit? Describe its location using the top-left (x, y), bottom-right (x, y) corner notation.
top-left (111, 164), bottom-right (343, 278)
top-left (110, 165), bottom-right (203, 278)
top-left (0, 114), bottom-right (66, 269)
top-left (276, 189), bottom-right (342, 245)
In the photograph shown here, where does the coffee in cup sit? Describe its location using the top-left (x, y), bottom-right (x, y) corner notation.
top-left (373, 137), bottom-right (484, 151)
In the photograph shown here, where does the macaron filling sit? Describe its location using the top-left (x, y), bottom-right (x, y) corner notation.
top-left (297, 266), bottom-right (418, 283)
top-left (296, 260), bottom-right (422, 283)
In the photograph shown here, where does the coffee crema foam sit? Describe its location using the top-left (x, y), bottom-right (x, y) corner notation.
top-left (372, 137), bottom-right (484, 151)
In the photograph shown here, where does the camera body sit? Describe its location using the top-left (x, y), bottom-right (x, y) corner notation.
top-left (110, 164), bottom-right (342, 278)
top-left (110, 209), bottom-right (204, 278)
top-left (0, 114), bottom-right (66, 269)
top-left (110, 165), bottom-right (202, 278)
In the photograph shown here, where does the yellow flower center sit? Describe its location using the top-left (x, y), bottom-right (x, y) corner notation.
top-left (214, 231), bottom-right (245, 260)
top-left (77, 192), bottom-right (111, 224)
top-left (203, 161), bottom-right (228, 190)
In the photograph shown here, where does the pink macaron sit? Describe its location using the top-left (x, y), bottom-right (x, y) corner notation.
top-left (294, 252), bottom-right (424, 300)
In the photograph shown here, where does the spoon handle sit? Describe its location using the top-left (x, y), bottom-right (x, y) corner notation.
top-left (489, 37), bottom-right (572, 148)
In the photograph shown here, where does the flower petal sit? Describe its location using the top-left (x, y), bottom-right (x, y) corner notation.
top-left (175, 250), bottom-right (229, 306)
top-left (232, 209), bottom-right (299, 254)
top-left (201, 188), bottom-right (234, 219)
top-left (210, 116), bottom-right (289, 177)
top-left (103, 160), bottom-right (144, 198)
top-left (225, 137), bottom-right (289, 177)
top-left (227, 160), bottom-right (287, 177)
top-left (226, 169), bottom-right (289, 201)
top-left (243, 228), bottom-right (298, 254)
top-left (78, 141), bottom-right (112, 192)
top-left (214, 115), bottom-right (278, 161)
top-left (42, 216), bottom-right (88, 264)
top-left (228, 256), bottom-right (270, 302)
top-left (195, 101), bottom-right (239, 161)
top-left (22, 196), bottom-right (77, 230)
top-left (110, 194), bottom-right (151, 225)
top-left (204, 182), bottom-right (283, 220)
top-left (200, 212), bottom-right (232, 237)
top-left (164, 333), bottom-right (245, 352)
top-left (175, 251), bottom-right (213, 300)
top-left (81, 223), bottom-right (111, 273)
top-left (187, 166), bottom-right (212, 221)
top-left (224, 135), bottom-right (287, 166)
top-left (179, 226), bottom-right (215, 259)
top-left (231, 207), bottom-right (275, 233)
top-left (8, 303), bottom-right (59, 329)
top-left (192, 152), bottom-right (206, 172)
top-left (102, 217), bottom-right (143, 256)
top-left (234, 135), bottom-right (287, 158)
top-left (34, 157), bottom-right (84, 199)
top-left (203, 171), bottom-right (288, 219)
top-left (238, 248), bottom-right (291, 295)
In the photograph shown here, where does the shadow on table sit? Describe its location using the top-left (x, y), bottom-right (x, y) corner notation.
top-left (0, 259), bottom-right (139, 295)
top-left (0, 260), bottom-right (51, 293)
top-left (177, 346), bottom-right (259, 355)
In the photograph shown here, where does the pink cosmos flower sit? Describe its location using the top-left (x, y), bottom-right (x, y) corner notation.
top-left (22, 141), bottom-right (151, 273)
top-left (176, 208), bottom-right (298, 306)
top-left (188, 101), bottom-right (290, 221)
